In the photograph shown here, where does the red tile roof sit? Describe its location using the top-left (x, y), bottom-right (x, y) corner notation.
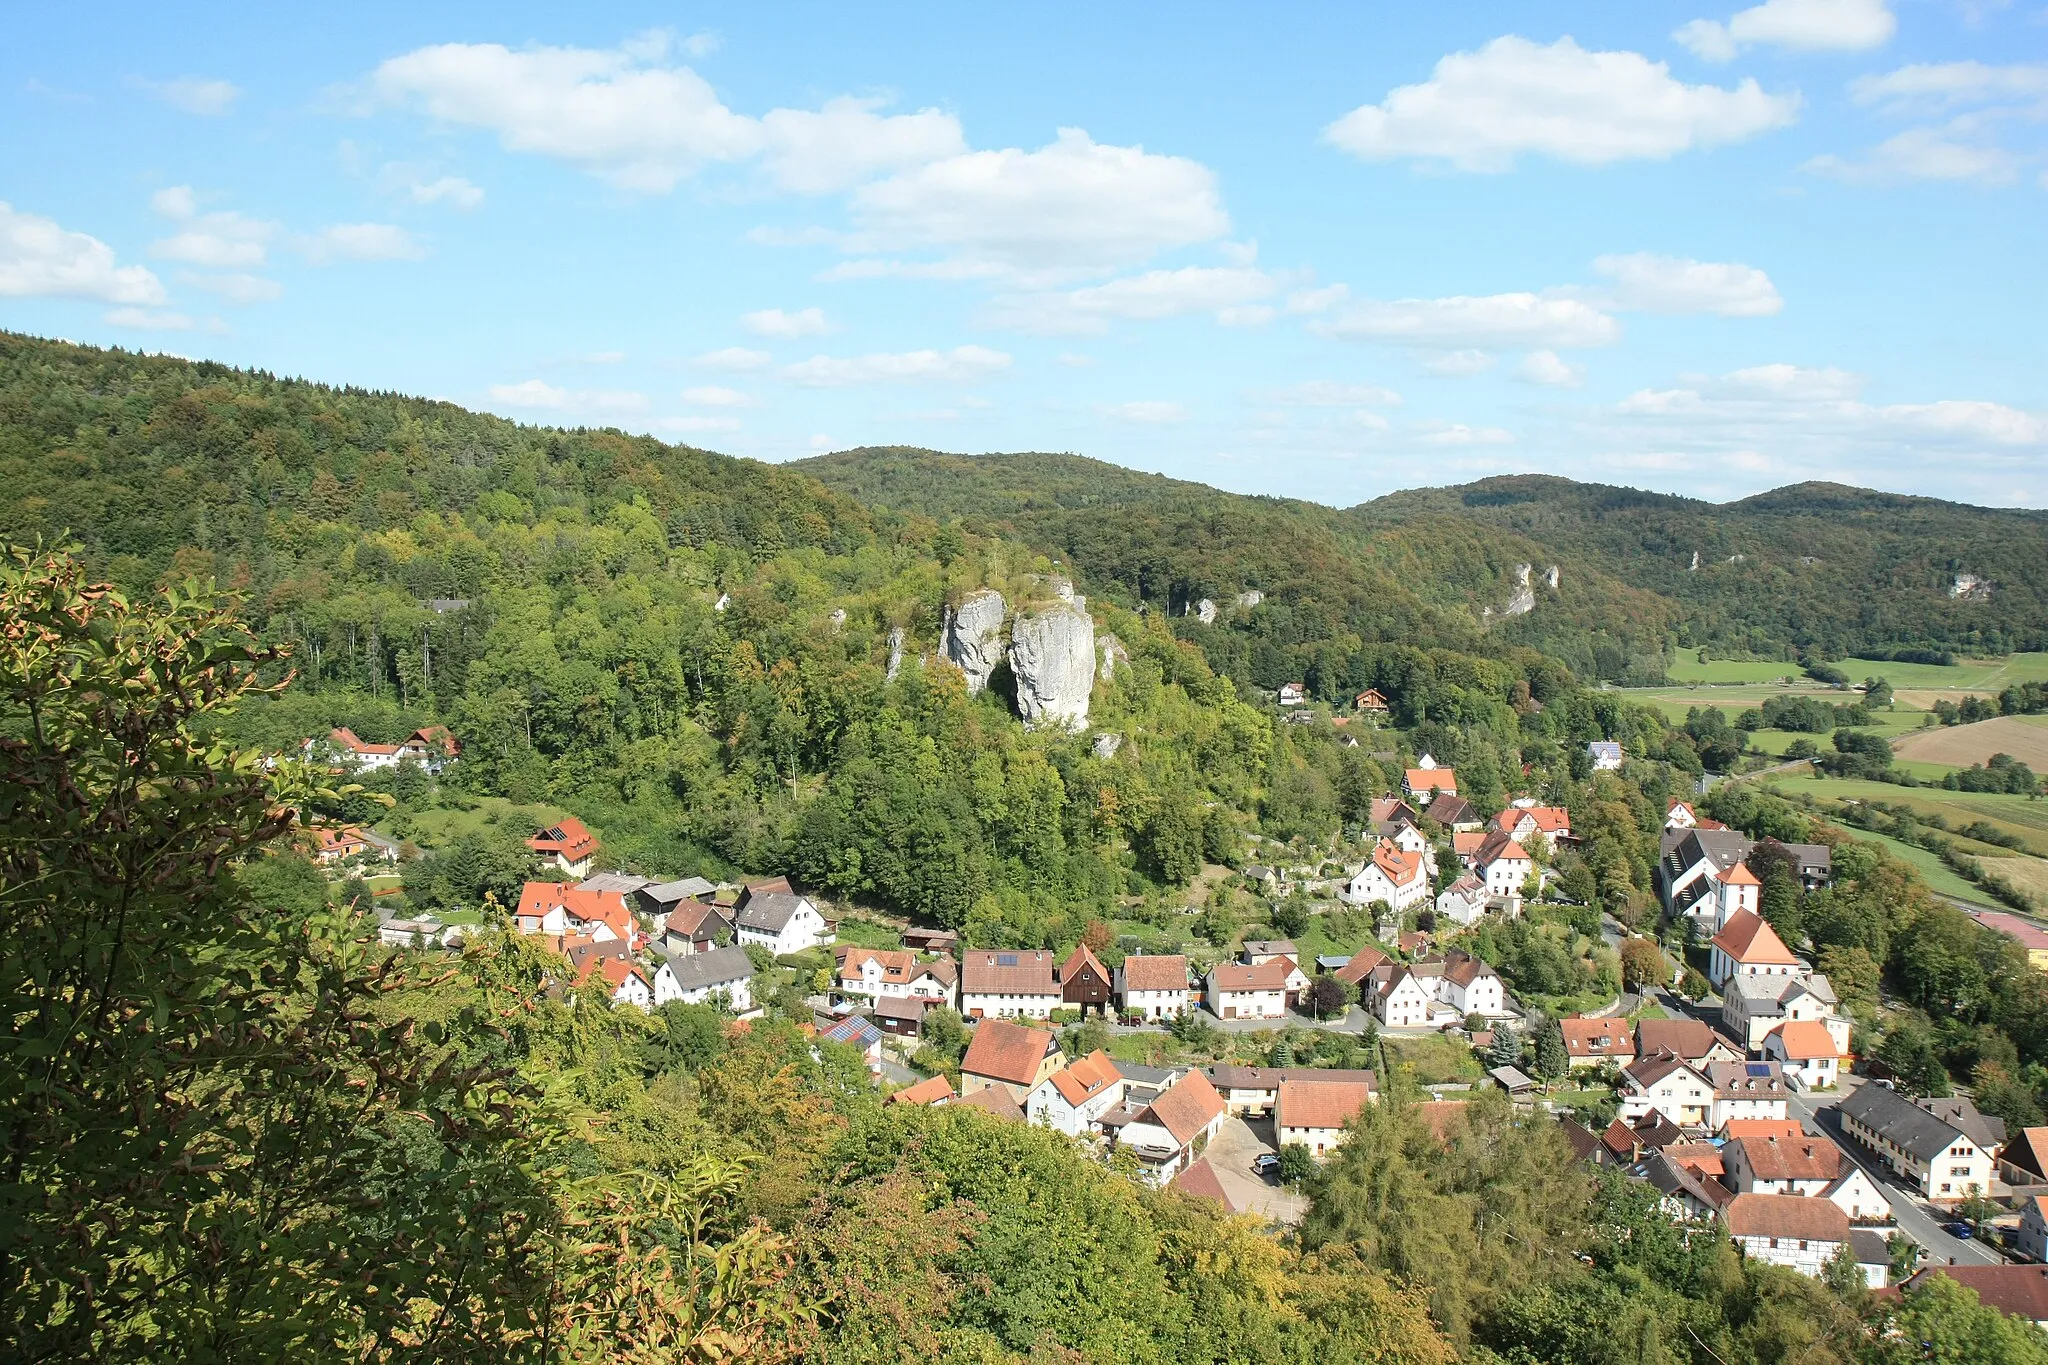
top-left (1718, 861), bottom-right (1761, 887)
top-left (960, 949), bottom-right (1059, 996)
top-left (1722, 1192), bottom-right (1849, 1243)
top-left (528, 815), bottom-right (599, 862)
top-left (1048, 1050), bottom-right (1122, 1107)
top-left (960, 1019), bottom-right (1059, 1087)
top-left (1733, 1133), bottom-right (1842, 1183)
top-left (1710, 910), bottom-right (1799, 966)
top-left (887, 1074), bottom-right (956, 1106)
top-left (1211, 959), bottom-right (1293, 993)
top-left (1899, 1266), bottom-right (2048, 1325)
top-left (1120, 954), bottom-right (1189, 991)
top-left (1768, 1019), bottom-right (1840, 1061)
top-left (1721, 1119), bottom-right (1806, 1142)
top-left (1276, 1079), bottom-right (1373, 1131)
top-left (1143, 1069), bottom-right (1226, 1146)
top-left (1170, 1156), bottom-right (1236, 1210)
top-left (1061, 943), bottom-right (1110, 986)
top-left (1404, 767), bottom-right (1457, 794)
top-left (1560, 1016), bottom-right (1635, 1059)
top-left (1334, 946), bottom-right (1390, 986)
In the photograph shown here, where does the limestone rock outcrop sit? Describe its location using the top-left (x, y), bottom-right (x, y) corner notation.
top-left (886, 626), bottom-right (906, 681)
top-left (1010, 601), bottom-right (1096, 731)
top-left (1098, 633), bottom-right (1128, 682)
top-left (1194, 598), bottom-right (1217, 624)
top-left (944, 589), bottom-right (1007, 693)
top-left (1235, 590), bottom-right (1264, 610)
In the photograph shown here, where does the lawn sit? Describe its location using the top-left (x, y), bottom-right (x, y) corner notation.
top-left (397, 795), bottom-right (566, 851)
top-left (1630, 1001), bottom-right (1668, 1021)
top-left (1844, 653), bottom-right (2048, 691)
top-left (833, 916), bottom-right (906, 951)
top-left (1382, 1033), bottom-right (1483, 1085)
top-left (1742, 709), bottom-right (1926, 756)
top-left (1664, 657), bottom-right (1801, 685)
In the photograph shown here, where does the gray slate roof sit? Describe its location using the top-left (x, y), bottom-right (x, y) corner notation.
top-left (735, 891), bottom-right (811, 933)
top-left (577, 871), bottom-right (653, 895)
top-left (1840, 1082), bottom-right (1968, 1160)
top-left (643, 876), bottom-right (718, 904)
top-left (656, 943), bottom-right (754, 991)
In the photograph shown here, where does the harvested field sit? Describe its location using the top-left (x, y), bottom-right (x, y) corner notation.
top-left (1893, 715), bottom-right (2048, 770)
top-left (1989, 857), bottom-right (2048, 906)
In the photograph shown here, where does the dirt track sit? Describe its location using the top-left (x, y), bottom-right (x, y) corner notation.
top-left (1893, 715), bottom-right (2048, 769)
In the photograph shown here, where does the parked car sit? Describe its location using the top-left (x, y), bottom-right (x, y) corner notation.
top-left (1251, 1153), bottom-right (1281, 1177)
top-left (1941, 1222), bottom-right (1973, 1240)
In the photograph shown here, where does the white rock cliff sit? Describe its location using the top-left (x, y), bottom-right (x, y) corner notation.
top-left (944, 589), bottom-right (1007, 693)
top-left (1010, 601), bottom-right (1096, 731)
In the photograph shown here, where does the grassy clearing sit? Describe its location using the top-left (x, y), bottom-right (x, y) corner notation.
top-left (1992, 858), bottom-right (2048, 903)
top-left (1819, 825), bottom-right (1995, 906)
top-left (1845, 653), bottom-right (2048, 691)
top-left (1665, 658), bottom-right (1801, 685)
top-left (397, 796), bottom-right (566, 850)
top-left (1383, 1033), bottom-right (1483, 1085)
top-left (1893, 715), bottom-right (2048, 769)
top-left (832, 917), bottom-right (906, 951)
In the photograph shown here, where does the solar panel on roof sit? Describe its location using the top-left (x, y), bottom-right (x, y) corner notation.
top-left (1746, 1062), bottom-right (1772, 1077)
top-left (997, 953), bottom-right (1018, 966)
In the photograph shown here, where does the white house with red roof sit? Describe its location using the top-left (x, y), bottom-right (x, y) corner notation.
top-left (1620, 1052), bottom-right (1716, 1128)
top-left (1276, 1079), bottom-right (1376, 1159)
top-left (1764, 1020), bottom-right (1843, 1090)
top-left (1112, 1069), bottom-right (1228, 1185)
top-left (833, 946), bottom-right (956, 1003)
top-left (1025, 1050), bottom-right (1126, 1137)
top-left (1115, 954), bottom-right (1191, 1019)
top-left (1341, 843), bottom-right (1431, 911)
top-left (1708, 910), bottom-right (1802, 991)
top-left (1401, 754), bottom-right (1458, 804)
top-left (1435, 874), bottom-right (1489, 927)
top-left (516, 881), bottom-right (639, 947)
top-left (1492, 804), bottom-right (1572, 847)
top-left (1473, 831), bottom-right (1534, 901)
top-left (1207, 958), bottom-right (1295, 1020)
top-left (527, 817), bottom-right (601, 879)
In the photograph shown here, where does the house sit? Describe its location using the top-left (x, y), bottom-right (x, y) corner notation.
top-left (960, 949), bottom-right (1062, 1020)
top-left (1375, 817), bottom-right (1436, 863)
top-left (1436, 950), bottom-right (1507, 1017)
top-left (1369, 796), bottom-right (1421, 828)
top-left (1368, 949), bottom-right (1507, 1028)
top-left (1659, 827), bottom-right (1759, 921)
top-left (304, 726), bottom-right (406, 771)
top-left (1974, 910), bottom-right (2048, 971)
top-left (1355, 688), bottom-right (1390, 713)
top-left (652, 943), bottom-right (755, 1011)
top-left (1690, 861), bottom-right (1763, 935)
top-left (1724, 1132), bottom-right (1842, 1196)
top-left (959, 1019), bottom-right (1064, 1101)
top-left (1764, 1019), bottom-right (1844, 1089)
top-left (1892, 1266), bottom-right (2048, 1328)
top-left (1491, 805), bottom-right (1573, 848)
top-left (1116, 954), bottom-right (1191, 1020)
top-left (1823, 1164), bottom-right (1895, 1225)
top-left (1837, 1083), bottom-right (1993, 1203)
top-left (1370, 964), bottom-right (1444, 1029)
top-left (1208, 959), bottom-right (1293, 1020)
top-left (1109, 1069), bottom-right (1228, 1185)
top-left (1426, 794), bottom-right (1482, 833)
top-left (1451, 831), bottom-right (1487, 866)
top-left (528, 817), bottom-right (601, 879)
top-left (1643, 1149), bottom-right (1734, 1220)
top-left (1278, 682), bottom-right (1307, 707)
top-left (1723, 1193), bottom-right (1851, 1280)
top-left (2001, 1126), bottom-right (2048, 1187)
top-left (1708, 1061), bottom-right (1791, 1127)
top-left (819, 1015), bottom-right (885, 1075)
top-left (662, 901), bottom-right (735, 957)
top-left (901, 926), bottom-right (959, 955)
top-left (1402, 755), bottom-right (1458, 803)
top-left (1760, 837), bottom-right (1834, 892)
top-left (734, 889), bottom-right (833, 956)
top-left (1725, 971), bottom-right (1848, 1053)
top-left (1917, 1095), bottom-right (2007, 1159)
top-left (313, 825), bottom-right (384, 864)
top-left (1619, 1052), bottom-right (1716, 1128)
top-left (1636, 1017), bottom-right (1744, 1069)
top-left (1587, 740), bottom-right (1624, 771)
top-left (1170, 1157), bottom-right (1237, 1212)
top-left (1473, 832), bottom-right (1534, 902)
top-left (1708, 910), bottom-right (1802, 990)
top-left (1205, 1065), bottom-right (1378, 1117)
top-left (1666, 800), bottom-right (1702, 830)
top-left (834, 946), bottom-right (957, 1003)
top-left (954, 1086), bottom-right (1027, 1123)
top-left (1241, 939), bottom-right (1299, 966)
top-left (515, 882), bottom-right (638, 946)
top-left (377, 917), bottom-right (462, 949)
top-left (1058, 944), bottom-right (1114, 1014)
top-left (1342, 843), bottom-right (1431, 911)
top-left (1276, 1080), bottom-right (1375, 1158)
top-left (888, 1074), bottom-right (956, 1107)
top-left (1026, 1050), bottom-right (1126, 1136)
top-left (2017, 1195), bottom-right (2048, 1263)
top-left (1560, 1016), bottom-right (1636, 1071)
top-left (575, 953), bottom-right (653, 1010)
top-left (872, 993), bottom-right (939, 1037)
top-left (637, 876), bottom-right (718, 920)
top-left (1332, 946), bottom-right (1390, 994)
top-left (1435, 874), bottom-right (1490, 927)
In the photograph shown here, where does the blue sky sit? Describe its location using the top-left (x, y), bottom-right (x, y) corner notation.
top-left (3, 1), bottom-right (2044, 506)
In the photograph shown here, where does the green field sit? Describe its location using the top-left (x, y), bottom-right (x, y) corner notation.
top-left (1741, 710), bottom-right (1927, 756)
top-left (1763, 773), bottom-right (2048, 857)
top-left (1844, 653), bottom-right (2048, 691)
top-left (1664, 657), bottom-right (1801, 684)
top-left (390, 796), bottom-right (567, 851)
top-left (1829, 826), bottom-right (1994, 906)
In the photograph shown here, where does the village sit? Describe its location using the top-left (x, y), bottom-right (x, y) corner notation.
top-left (306, 716), bottom-right (2048, 1324)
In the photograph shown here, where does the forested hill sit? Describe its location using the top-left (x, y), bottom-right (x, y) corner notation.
top-left (798, 448), bottom-right (2048, 663)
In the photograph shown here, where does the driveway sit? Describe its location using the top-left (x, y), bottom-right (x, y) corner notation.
top-left (1203, 1115), bottom-right (1308, 1225)
top-left (1789, 1079), bottom-right (2004, 1269)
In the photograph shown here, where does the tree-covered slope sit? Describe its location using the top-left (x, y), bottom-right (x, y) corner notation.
top-left (797, 449), bottom-right (2048, 660)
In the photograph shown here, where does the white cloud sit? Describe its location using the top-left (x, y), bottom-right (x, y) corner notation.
top-left (682, 385), bottom-right (757, 407)
top-left (1320, 292), bottom-right (1621, 347)
top-left (179, 271), bottom-right (284, 304)
top-left (1805, 125), bottom-right (2020, 182)
top-left (1882, 399), bottom-right (2045, 444)
top-left (142, 76), bottom-right (241, 115)
top-left (1715, 363), bottom-right (1864, 399)
top-left (104, 306), bottom-right (193, 330)
top-left (1591, 252), bottom-right (1783, 316)
top-left (489, 379), bottom-right (648, 412)
top-left (366, 32), bottom-right (961, 194)
top-left (847, 127), bottom-right (1229, 277)
top-left (783, 345), bottom-right (1011, 387)
top-left (1097, 400), bottom-right (1189, 423)
top-left (299, 223), bottom-right (428, 263)
top-left (809, 434), bottom-right (836, 450)
top-left (692, 346), bottom-right (772, 370)
top-left (740, 306), bottom-right (829, 338)
top-left (1850, 61), bottom-right (2048, 111)
top-left (1055, 351), bottom-right (1095, 367)
top-left (1422, 349), bottom-right (1496, 376)
top-left (1324, 36), bottom-right (1798, 172)
top-left (1675, 0), bottom-right (1896, 62)
top-left (1518, 350), bottom-right (1584, 386)
top-left (0, 202), bottom-right (167, 304)
top-left (1253, 380), bottom-right (1403, 407)
top-left (1418, 423), bottom-right (1515, 446)
top-left (1217, 304), bottom-right (1276, 327)
top-left (984, 265), bottom-right (1280, 334)
top-left (408, 175), bottom-right (485, 209)
top-left (148, 188), bottom-right (277, 267)
top-left (1286, 283), bottom-right (1350, 314)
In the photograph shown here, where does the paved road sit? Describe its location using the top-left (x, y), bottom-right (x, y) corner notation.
top-left (1788, 1079), bottom-right (2004, 1269)
top-left (1204, 1115), bottom-right (1308, 1225)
